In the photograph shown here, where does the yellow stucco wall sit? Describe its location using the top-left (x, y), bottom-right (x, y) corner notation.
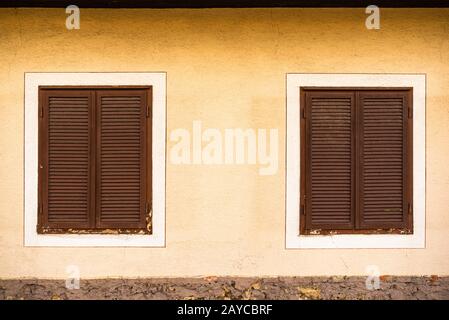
top-left (0, 8), bottom-right (448, 279)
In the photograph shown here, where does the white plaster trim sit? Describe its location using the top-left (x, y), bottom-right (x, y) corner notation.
top-left (286, 73), bottom-right (426, 249)
top-left (24, 72), bottom-right (166, 247)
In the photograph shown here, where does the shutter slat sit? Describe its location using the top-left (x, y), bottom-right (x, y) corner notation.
top-left (96, 91), bottom-right (147, 229)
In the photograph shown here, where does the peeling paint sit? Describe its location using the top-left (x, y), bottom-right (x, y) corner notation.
top-left (39, 228), bottom-right (150, 235)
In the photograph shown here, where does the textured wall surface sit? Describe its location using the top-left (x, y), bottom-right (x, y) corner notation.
top-left (0, 8), bottom-right (449, 278)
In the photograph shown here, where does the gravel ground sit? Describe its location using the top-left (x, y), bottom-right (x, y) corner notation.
top-left (1, 276), bottom-right (448, 300)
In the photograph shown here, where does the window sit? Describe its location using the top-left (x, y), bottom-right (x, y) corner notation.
top-left (300, 88), bottom-right (413, 235)
top-left (37, 87), bottom-right (152, 234)
top-left (25, 72), bottom-right (165, 247)
top-left (286, 74), bottom-right (425, 249)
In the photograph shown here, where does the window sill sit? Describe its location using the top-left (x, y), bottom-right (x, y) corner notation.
top-left (301, 228), bottom-right (413, 236)
top-left (37, 227), bottom-right (151, 235)
top-left (25, 233), bottom-right (165, 247)
top-left (286, 232), bottom-right (424, 249)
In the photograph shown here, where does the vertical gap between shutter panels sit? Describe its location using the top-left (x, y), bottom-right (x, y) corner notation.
top-left (356, 92), bottom-right (363, 230)
top-left (353, 91), bottom-right (359, 230)
top-left (95, 90), bottom-right (101, 229)
top-left (91, 90), bottom-right (97, 229)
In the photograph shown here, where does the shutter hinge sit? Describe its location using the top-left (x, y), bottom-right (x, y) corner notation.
top-left (408, 106), bottom-right (413, 118)
top-left (302, 108), bottom-right (306, 119)
top-left (146, 105), bottom-right (151, 118)
top-left (301, 195), bottom-right (307, 215)
top-left (39, 105), bottom-right (44, 118)
top-left (408, 202), bottom-right (412, 216)
top-left (38, 202), bottom-right (43, 215)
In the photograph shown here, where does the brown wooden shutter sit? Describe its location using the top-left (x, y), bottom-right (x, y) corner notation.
top-left (301, 88), bottom-right (413, 234)
top-left (303, 91), bottom-right (355, 231)
top-left (39, 90), bottom-right (94, 230)
top-left (96, 90), bottom-right (148, 229)
top-left (358, 91), bottom-right (412, 229)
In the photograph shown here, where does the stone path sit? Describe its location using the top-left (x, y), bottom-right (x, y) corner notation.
top-left (1, 276), bottom-right (448, 300)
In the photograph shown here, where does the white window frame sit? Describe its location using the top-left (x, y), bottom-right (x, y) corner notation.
top-left (286, 73), bottom-right (426, 249)
top-left (24, 72), bottom-right (166, 247)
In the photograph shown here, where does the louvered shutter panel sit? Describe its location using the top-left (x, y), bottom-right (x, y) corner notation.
top-left (304, 91), bottom-right (355, 230)
top-left (358, 91), bottom-right (412, 229)
top-left (39, 90), bottom-right (94, 229)
top-left (96, 90), bottom-right (148, 229)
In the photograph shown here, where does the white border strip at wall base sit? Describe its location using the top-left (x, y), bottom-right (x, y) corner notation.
top-left (24, 72), bottom-right (166, 247)
top-left (286, 73), bottom-right (426, 249)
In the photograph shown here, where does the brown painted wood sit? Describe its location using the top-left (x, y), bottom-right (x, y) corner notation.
top-left (37, 87), bottom-right (152, 233)
top-left (299, 89), bottom-right (306, 234)
top-left (95, 89), bottom-right (148, 229)
top-left (300, 88), bottom-right (413, 235)
top-left (38, 89), bottom-right (93, 230)
top-left (354, 91), bottom-right (360, 229)
top-left (358, 90), bottom-right (412, 230)
top-left (303, 90), bottom-right (355, 232)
